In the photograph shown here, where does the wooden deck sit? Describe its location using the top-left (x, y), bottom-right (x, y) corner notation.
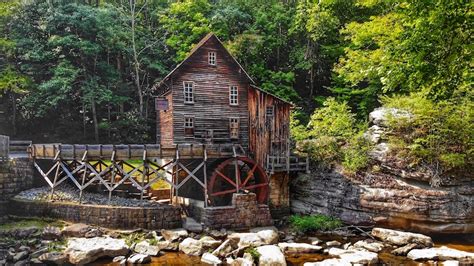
top-left (29, 143), bottom-right (245, 160)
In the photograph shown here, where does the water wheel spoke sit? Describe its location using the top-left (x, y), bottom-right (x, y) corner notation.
top-left (241, 182), bottom-right (268, 191)
top-left (241, 164), bottom-right (258, 187)
top-left (215, 170), bottom-right (237, 187)
top-left (210, 188), bottom-right (238, 197)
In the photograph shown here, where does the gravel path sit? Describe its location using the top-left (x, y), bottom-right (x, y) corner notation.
top-left (14, 185), bottom-right (163, 207)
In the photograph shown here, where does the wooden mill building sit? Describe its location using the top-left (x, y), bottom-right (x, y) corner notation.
top-left (154, 33), bottom-right (307, 213)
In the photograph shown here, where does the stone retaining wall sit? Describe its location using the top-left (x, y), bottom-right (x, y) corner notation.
top-left (202, 193), bottom-right (272, 229)
top-left (0, 159), bottom-right (34, 222)
top-left (9, 199), bottom-right (182, 230)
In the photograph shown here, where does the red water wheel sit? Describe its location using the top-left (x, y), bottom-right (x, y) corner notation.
top-left (208, 157), bottom-right (269, 206)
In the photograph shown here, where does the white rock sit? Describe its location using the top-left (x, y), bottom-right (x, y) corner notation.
top-left (256, 245), bottom-right (287, 266)
top-left (407, 246), bottom-right (474, 262)
top-left (156, 240), bottom-right (179, 251)
top-left (304, 258), bottom-right (351, 266)
top-left (201, 252), bottom-right (222, 265)
top-left (179, 237), bottom-right (203, 256)
top-left (134, 240), bottom-right (160, 256)
top-left (352, 240), bottom-right (384, 252)
top-left (339, 250), bottom-right (378, 264)
top-left (161, 228), bottom-right (188, 242)
top-left (228, 232), bottom-right (264, 249)
top-left (308, 237), bottom-right (322, 245)
top-left (199, 236), bottom-right (222, 250)
top-left (442, 260), bottom-right (459, 266)
top-left (249, 226), bottom-right (279, 244)
top-left (230, 257), bottom-right (253, 266)
top-left (278, 243), bottom-right (323, 254)
top-left (65, 237), bottom-right (129, 265)
top-left (371, 228), bottom-right (433, 247)
top-left (183, 217), bottom-right (203, 233)
top-left (369, 107), bottom-right (411, 127)
top-left (325, 240), bottom-right (341, 247)
top-left (127, 253), bottom-right (151, 264)
top-left (212, 239), bottom-right (234, 258)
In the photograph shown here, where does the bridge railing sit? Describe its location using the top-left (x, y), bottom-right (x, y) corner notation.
top-left (0, 135), bottom-right (9, 160)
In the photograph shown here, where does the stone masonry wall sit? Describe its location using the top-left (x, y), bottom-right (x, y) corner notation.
top-left (9, 199), bottom-right (182, 230)
top-left (268, 172), bottom-right (290, 218)
top-left (202, 193), bottom-right (272, 229)
top-left (0, 159), bottom-right (34, 222)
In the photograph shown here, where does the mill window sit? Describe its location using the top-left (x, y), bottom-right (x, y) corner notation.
top-left (229, 86), bottom-right (238, 105)
top-left (229, 118), bottom-right (239, 139)
top-left (208, 52), bottom-right (216, 66)
top-left (184, 117), bottom-right (194, 136)
top-left (183, 81), bottom-right (194, 104)
top-left (266, 106), bottom-right (274, 118)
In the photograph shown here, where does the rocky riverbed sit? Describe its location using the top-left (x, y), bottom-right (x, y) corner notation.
top-left (1, 218), bottom-right (473, 265)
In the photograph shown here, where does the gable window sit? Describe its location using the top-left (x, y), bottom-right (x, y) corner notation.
top-left (184, 117), bottom-right (194, 137)
top-left (229, 86), bottom-right (238, 106)
top-left (208, 51), bottom-right (216, 65)
top-left (229, 118), bottom-right (239, 139)
top-left (266, 106), bottom-right (274, 118)
top-left (183, 81), bottom-right (194, 104)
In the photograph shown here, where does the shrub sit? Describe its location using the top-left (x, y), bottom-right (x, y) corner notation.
top-left (289, 214), bottom-right (343, 233)
top-left (342, 131), bottom-right (372, 173)
top-left (381, 93), bottom-right (473, 185)
top-left (244, 247), bottom-right (261, 263)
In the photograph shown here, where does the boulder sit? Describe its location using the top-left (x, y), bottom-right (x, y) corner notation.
top-left (391, 243), bottom-right (422, 256)
top-left (230, 257), bottom-right (253, 266)
top-left (228, 232), bottom-right (264, 249)
top-left (134, 240), bottom-right (160, 256)
top-left (352, 240), bottom-right (384, 252)
top-left (278, 243), bottom-right (323, 254)
top-left (42, 226), bottom-right (62, 240)
top-left (161, 228), bottom-right (188, 242)
top-left (156, 240), bottom-right (179, 251)
top-left (407, 246), bottom-right (474, 262)
top-left (38, 252), bottom-right (68, 265)
top-left (183, 217), bottom-right (203, 233)
top-left (201, 252), bottom-right (222, 265)
top-left (308, 237), bottom-right (322, 245)
top-left (371, 228), bottom-right (433, 247)
top-left (199, 236), bottom-right (222, 250)
top-left (256, 245), bottom-right (286, 266)
top-left (13, 251), bottom-right (29, 262)
top-left (339, 250), bottom-right (378, 264)
top-left (15, 227), bottom-right (38, 239)
top-left (179, 238), bottom-right (203, 256)
top-left (62, 223), bottom-right (93, 238)
top-left (127, 253), bottom-right (151, 264)
top-left (325, 241), bottom-right (341, 247)
top-left (208, 229), bottom-right (227, 239)
top-left (212, 239), bottom-right (234, 258)
top-left (327, 248), bottom-right (378, 264)
top-left (304, 259), bottom-right (351, 266)
top-left (65, 237), bottom-right (129, 264)
top-left (30, 248), bottom-right (48, 259)
top-left (249, 226), bottom-right (279, 244)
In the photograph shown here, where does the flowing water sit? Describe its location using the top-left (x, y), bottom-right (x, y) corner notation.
top-left (94, 233), bottom-right (473, 266)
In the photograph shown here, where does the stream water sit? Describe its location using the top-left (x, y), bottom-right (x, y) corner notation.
top-left (94, 233), bottom-right (474, 266)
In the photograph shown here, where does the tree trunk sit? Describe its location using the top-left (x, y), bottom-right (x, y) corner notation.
top-left (130, 0), bottom-right (144, 117)
top-left (11, 93), bottom-right (17, 136)
top-left (91, 98), bottom-right (99, 143)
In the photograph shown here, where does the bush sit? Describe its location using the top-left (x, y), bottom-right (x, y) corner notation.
top-left (289, 214), bottom-right (343, 233)
top-left (381, 93), bottom-right (473, 185)
top-left (295, 97), bottom-right (371, 172)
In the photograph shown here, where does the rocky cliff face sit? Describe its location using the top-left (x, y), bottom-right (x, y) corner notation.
top-left (291, 108), bottom-right (474, 234)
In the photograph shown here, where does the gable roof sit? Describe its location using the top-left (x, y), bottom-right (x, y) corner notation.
top-left (250, 84), bottom-right (294, 106)
top-left (153, 33), bottom-right (255, 91)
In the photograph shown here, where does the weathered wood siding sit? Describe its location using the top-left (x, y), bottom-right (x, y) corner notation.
top-left (157, 92), bottom-right (174, 146)
top-left (169, 37), bottom-right (250, 149)
top-left (248, 87), bottom-right (291, 167)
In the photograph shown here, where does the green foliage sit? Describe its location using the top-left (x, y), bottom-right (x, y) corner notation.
top-left (244, 247), bottom-right (261, 263)
top-left (289, 214), bottom-right (343, 233)
top-left (123, 232), bottom-right (146, 247)
top-left (381, 93), bottom-right (473, 185)
top-left (297, 98), bottom-right (370, 172)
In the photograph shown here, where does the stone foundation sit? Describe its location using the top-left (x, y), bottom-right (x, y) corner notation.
top-left (0, 159), bottom-right (34, 222)
top-left (269, 172), bottom-right (290, 218)
top-left (9, 198), bottom-right (182, 229)
top-left (202, 193), bottom-right (272, 229)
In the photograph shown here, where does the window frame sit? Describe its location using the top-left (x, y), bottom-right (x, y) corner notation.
top-left (229, 86), bottom-right (238, 106)
top-left (184, 116), bottom-right (195, 137)
top-left (183, 81), bottom-right (194, 104)
top-left (229, 117), bottom-right (240, 139)
top-left (208, 51), bottom-right (216, 66)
